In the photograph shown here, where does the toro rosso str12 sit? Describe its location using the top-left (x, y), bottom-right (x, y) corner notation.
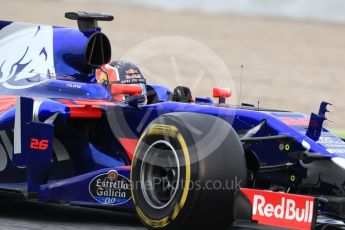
top-left (0, 12), bottom-right (345, 230)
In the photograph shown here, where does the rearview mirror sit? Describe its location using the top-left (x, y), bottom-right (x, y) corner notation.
top-left (213, 87), bottom-right (231, 104)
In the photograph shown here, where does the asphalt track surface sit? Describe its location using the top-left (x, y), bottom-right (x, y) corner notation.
top-left (0, 199), bottom-right (291, 230)
top-left (0, 198), bottom-right (145, 230)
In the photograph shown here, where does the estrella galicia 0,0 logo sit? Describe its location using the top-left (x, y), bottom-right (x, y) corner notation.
top-left (89, 170), bottom-right (131, 205)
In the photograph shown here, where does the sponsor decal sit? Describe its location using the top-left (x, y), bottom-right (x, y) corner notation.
top-left (316, 136), bottom-right (345, 155)
top-left (65, 83), bottom-right (82, 89)
top-left (318, 136), bottom-right (345, 146)
top-left (241, 188), bottom-right (315, 230)
top-left (318, 136), bottom-right (345, 155)
top-left (89, 170), bottom-right (131, 205)
top-left (327, 149), bottom-right (345, 154)
top-left (279, 117), bottom-right (310, 127)
top-left (118, 78), bottom-right (146, 85)
top-left (125, 68), bottom-right (142, 79)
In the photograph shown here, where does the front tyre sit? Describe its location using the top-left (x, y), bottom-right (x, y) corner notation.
top-left (131, 113), bottom-right (246, 230)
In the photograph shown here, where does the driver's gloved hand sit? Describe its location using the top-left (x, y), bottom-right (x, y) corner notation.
top-left (170, 86), bottom-right (193, 103)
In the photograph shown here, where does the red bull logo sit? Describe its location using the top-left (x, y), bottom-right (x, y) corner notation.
top-left (241, 188), bottom-right (315, 230)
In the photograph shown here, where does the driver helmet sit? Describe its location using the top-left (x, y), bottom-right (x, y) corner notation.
top-left (96, 60), bottom-right (147, 102)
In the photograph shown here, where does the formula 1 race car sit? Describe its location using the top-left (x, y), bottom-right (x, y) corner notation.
top-left (1, 12), bottom-right (345, 230)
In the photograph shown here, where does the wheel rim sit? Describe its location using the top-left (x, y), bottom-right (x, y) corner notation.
top-left (140, 140), bottom-right (180, 210)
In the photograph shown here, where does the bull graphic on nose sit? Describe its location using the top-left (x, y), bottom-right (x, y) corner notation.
top-left (0, 23), bottom-right (55, 90)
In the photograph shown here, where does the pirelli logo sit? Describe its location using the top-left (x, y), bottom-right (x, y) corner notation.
top-left (148, 124), bottom-right (179, 138)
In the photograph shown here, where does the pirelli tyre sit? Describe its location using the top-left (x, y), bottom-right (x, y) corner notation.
top-left (131, 112), bottom-right (247, 230)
